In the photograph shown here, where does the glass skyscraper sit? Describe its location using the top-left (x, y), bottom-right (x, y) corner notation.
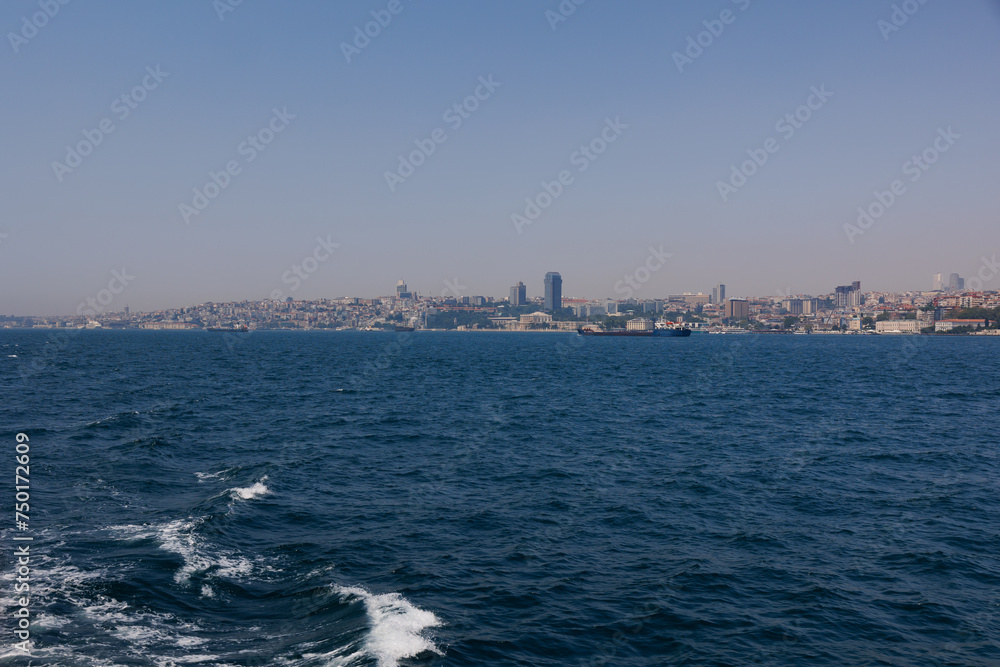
top-left (544, 272), bottom-right (562, 311)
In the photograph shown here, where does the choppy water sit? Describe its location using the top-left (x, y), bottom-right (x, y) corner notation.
top-left (2, 330), bottom-right (999, 665)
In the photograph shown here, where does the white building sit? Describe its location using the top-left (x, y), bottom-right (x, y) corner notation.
top-left (519, 312), bottom-right (553, 324)
top-left (875, 320), bottom-right (922, 333)
top-left (935, 319), bottom-right (986, 332)
top-left (626, 318), bottom-right (654, 331)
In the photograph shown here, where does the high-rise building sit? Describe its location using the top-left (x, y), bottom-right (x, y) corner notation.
top-left (712, 284), bottom-right (726, 304)
top-left (509, 281), bottom-right (526, 306)
top-left (544, 272), bottom-right (562, 311)
top-left (932, 273), bottom-right (944, 291)
top-left (834, 281), bottom-right (862, 309)
top-left (782, 299), bottom-right (804, 315)
top-left (396, 280), bottom-right (412, 300)
top-left (949, 273), bottom-right (961, 291)
top-left (725, 299), bottom-right (749, 321)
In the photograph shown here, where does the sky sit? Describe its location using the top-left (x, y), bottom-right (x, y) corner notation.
top-left (2, 0), bottom-right (999, 315)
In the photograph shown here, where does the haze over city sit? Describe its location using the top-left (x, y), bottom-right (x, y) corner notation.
top-left (2, 1), bottom-right (999, 315)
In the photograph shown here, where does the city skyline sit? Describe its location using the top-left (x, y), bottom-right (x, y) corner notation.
top-left (6, 267), bottom-right (994, 319)
top-left (2, 2), bottom-right (999, 315)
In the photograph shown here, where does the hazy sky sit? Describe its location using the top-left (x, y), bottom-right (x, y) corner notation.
top-left (2, 0), bottom-right (999, 314)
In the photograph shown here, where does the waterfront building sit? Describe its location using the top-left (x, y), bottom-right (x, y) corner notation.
top-left (875, 320), bottom-right (922, 333)
top-left (626, 318), bottom-right (654, 331)
top-left (519, 312), bottom-right (553, 325)
top-left (935, 319), bottom-right (986, 332)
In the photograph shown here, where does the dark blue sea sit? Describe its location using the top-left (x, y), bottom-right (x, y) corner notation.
top-left (2, 330), bottom-right (999, 666)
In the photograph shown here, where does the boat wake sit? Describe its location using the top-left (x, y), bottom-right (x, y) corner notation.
top-left (304, 586), bottom-right (443, 667)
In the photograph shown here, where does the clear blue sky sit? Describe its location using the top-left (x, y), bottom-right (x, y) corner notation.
top-left (2, 0), bottom-right (999, 314)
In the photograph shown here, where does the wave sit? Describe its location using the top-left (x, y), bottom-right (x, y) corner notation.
top-left (194, 465), bottom-right (244, 482)
top-left (229, 475), bottom-right (271, 501)
top-left (84, 410), bottom-right (140, 427)
top-left (110, 518), bottom-right (263, 589)
top-left (1, 528), bottom-right (441, 666)
top-left (307, 586), bottom-right (442, 667)
top-left (195, 470), bottom-right (228, 481)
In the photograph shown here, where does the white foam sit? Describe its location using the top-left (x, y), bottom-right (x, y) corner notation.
top-left (0, 529), bottom-right (237, 666)
top-left (111, 519), bottom-right (266, 586)
top-left (229, 476), bottom-right (271, 501)
top-left (194, 466), bottom-right (240, 481)
top-left (112, 519), bottom-right (207, 584)
top-left (329, 586), bottom-right (442, 667)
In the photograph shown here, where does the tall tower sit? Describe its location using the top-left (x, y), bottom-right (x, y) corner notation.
top-left (510, 281), bottom-right (526, 306)
top-left (932, 273), bottom-right (944, 291)
top-left (715, 283), bottom-right (726, 304)
top-left (544, 272), bottom-right (562, 311)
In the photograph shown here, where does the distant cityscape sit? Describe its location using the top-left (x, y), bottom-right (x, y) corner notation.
top-left (3, 272), bottom-right (999, 335)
